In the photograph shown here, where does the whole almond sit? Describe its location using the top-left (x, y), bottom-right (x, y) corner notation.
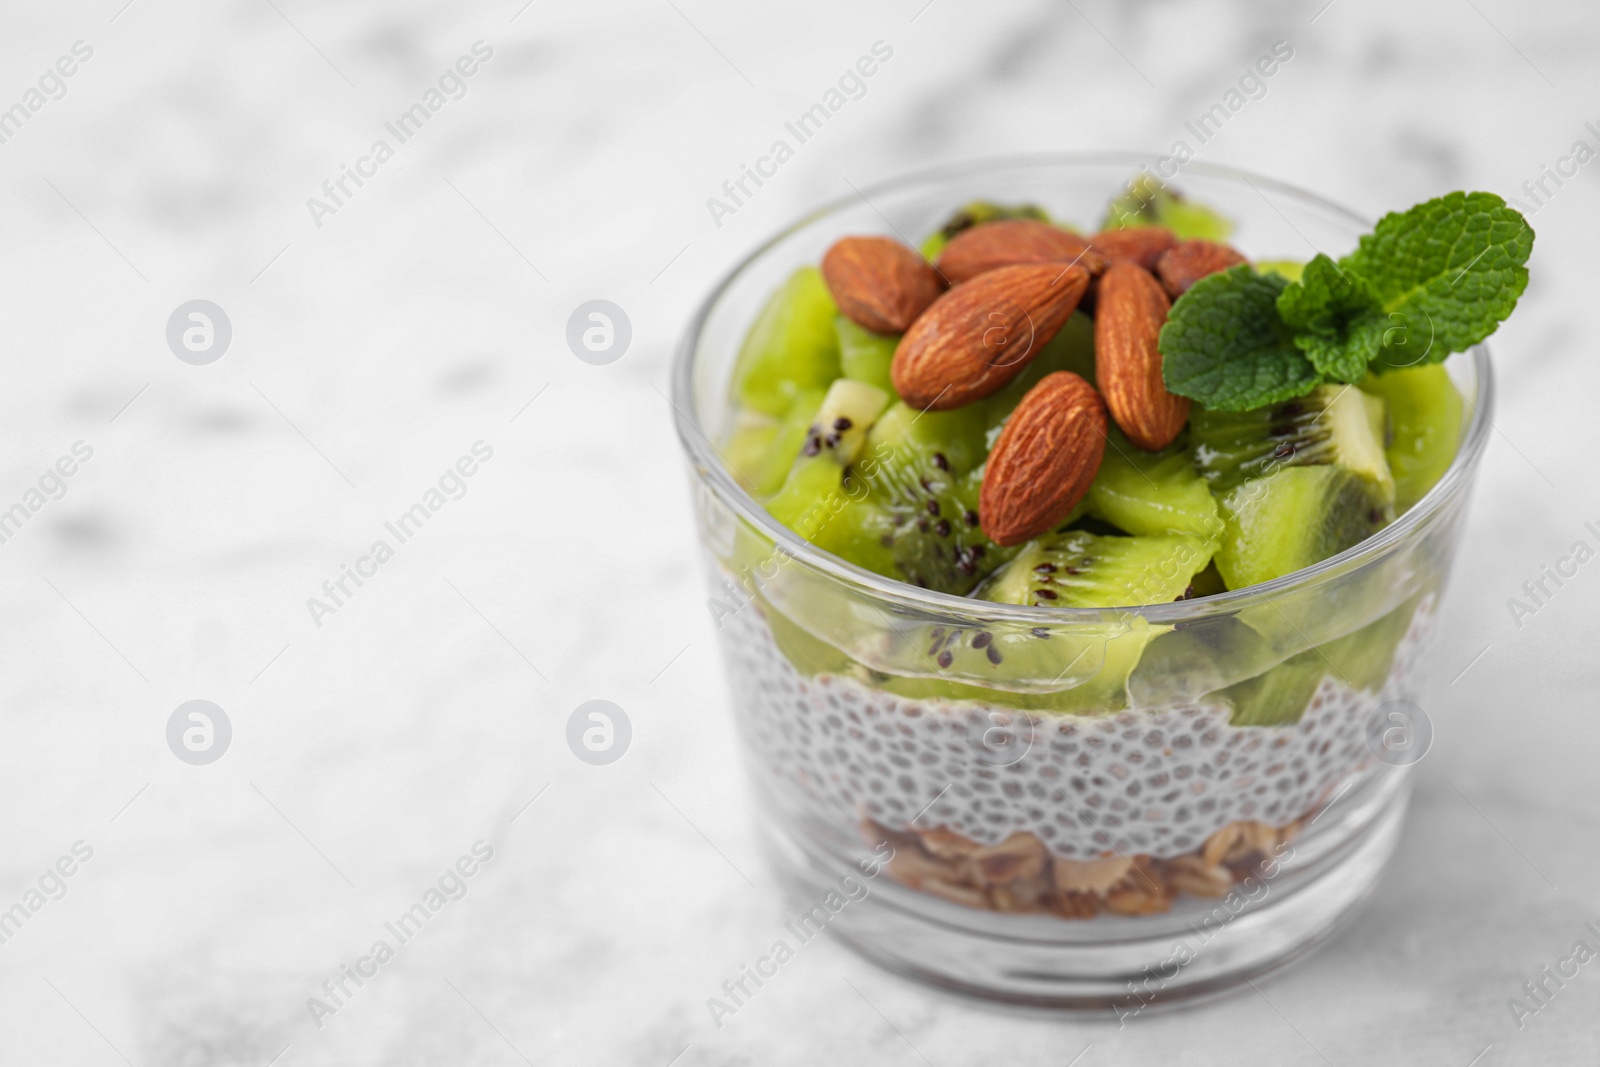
top-left (1087, 226), bottom-right (1177, 270)
top-left (821, 235), bottom-right (947, 334)
top-left (1095, 261), bottom-right (1188, 452)
top-left (891, 264), bottom-right (1090, 411)
top-left (936, 219), bottom-right (1104, 284)
top-left (1154, 239), bottom-right (1248, 298)
top-left (980, 371), bottom-right (1107, 547)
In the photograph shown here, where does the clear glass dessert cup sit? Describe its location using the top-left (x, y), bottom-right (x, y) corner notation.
top-left (671, 155), bottom-right (1491, 1011)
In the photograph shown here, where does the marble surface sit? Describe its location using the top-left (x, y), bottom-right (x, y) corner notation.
top-left (0, 0), bottom-right (1596, 1064)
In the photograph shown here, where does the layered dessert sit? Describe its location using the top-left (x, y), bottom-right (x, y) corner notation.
top-left (709, 178), bottom-right (1531, 919)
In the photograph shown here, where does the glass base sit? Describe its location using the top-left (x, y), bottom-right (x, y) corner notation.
top-left (759, 767), bottom-right (1411, 1013)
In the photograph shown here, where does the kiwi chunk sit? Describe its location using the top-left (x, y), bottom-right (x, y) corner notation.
top-left (1359, 364), bottom-right (1463, 512)
top-left (745, 388), bottom-right (825, 497)
top-left (1214, 466), bottom-right (1387, 589)
top-left (723, 408), bottom-right (780, 492)
top-left (860, 402), bottom-right (1005, 594)
top-left (1102, 174), bottom-right (1234, 241)
top-left (797, 378), bottom-right (891, 466)
top-left (1218, 656), bottom-right (1328, 727)
top-left (1191, 383), bottom-right (1396, 502)
top-left (1087, 429), bottom-right (1222, 540)
top-left (876, 622), bottom-right (1154, 713)
top-left (731, 266), bottom-right (841, 416)
top-left (765, 380), bottom-right (890, 525)
top-left (1221, 594), bottom-right (1418, 725)
top-left (980, 530), bottom-right (1216, 609)
top-left (836, 316), bottom-right (899, 396)
top-left (1256, 259), bottom-right (1306, 283)
top-left (919, 200), bottom-right (1053, 259)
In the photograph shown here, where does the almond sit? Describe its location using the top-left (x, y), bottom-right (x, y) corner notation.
top-left (1095, 261), bottom-right (1188, 452)
top-left (979, 371), bottom-right (1107, 547)
top-left (891, 263), bottom-right (1090, 411)
top-left (820, 235), bottom-right (946, 334)
top-left (1087, 226), bottom-right (1176, 270)
top-left (1154, 239), bottom-right (1248, 298)
top-left (935, 219), bottom-right (1104, 284)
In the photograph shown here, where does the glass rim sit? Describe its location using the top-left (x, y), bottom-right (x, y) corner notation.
top-left (670, 152), bottom-right (1495, 625)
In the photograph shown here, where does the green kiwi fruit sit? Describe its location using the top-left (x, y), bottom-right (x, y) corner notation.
top-left (723, 408), bottom-right (780, 493)
top-left (875, 531), bottom-right (1215, 711)
top-left (761, 385), bottom-right (1008, 593)
top-left (746, 388), bottom-right (825, 497)
top-left (1102, 174), bottom-right (1234, 241)
top-left (1217, 656), bottom-right (1328, 727)
top-left (1086, 429), bottom-right (1222, 540)
top-left (1256, 259), bottom-right (1306, 282)
top-left (979, 530), bottom-right (1216, 609)
top-left (765, 379), bottom-right (891, 521)
top-left (857, 401), bottom-right (1009, 594)
top-left (1127, 614), bottom-right (1277, 707)
top-left (731, 266), bottom-right (841, 416)
top-left (1221, 594), bottom-right (1419, 726)
top-left (1213, 465), bottom-right (1388, 589)
top-left (1190, 383), bottom-right (1396, 502)
top-left (876, 623), bottom-right (1153, 713)
top-left (1359, 363), bottom-right (1463, 512)
top-left (835, 316), bottom-right (899, 396)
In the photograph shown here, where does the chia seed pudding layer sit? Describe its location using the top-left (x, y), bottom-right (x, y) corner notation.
top-left (720, 592), bottom-right (1434, 864)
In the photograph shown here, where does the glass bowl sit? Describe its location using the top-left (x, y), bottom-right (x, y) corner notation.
top-left (671, 154), bottom-right (1490, 1011)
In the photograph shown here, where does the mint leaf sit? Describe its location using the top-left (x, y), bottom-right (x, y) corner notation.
top-left (1276, 254), bottom-right (1388, 383)
top-left (1343, 191), bottom-right (1533, 371)
top-left (1160, 267), bottom-right (1322, 411)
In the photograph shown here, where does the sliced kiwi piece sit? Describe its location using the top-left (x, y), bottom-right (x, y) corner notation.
top-left (1191, 383), bottom-right (1396, 503)
top-left (1359, 364), bottom-right (1463, 512)
top-left (764, 386), bottom-right (1006, 592)
top-left (876, 623), bottom-right (1154, 713)
top-left (797, 378), bottom-right (891, 466)
top-left (836, 316), bottom-right (899, 396)
top-left (919, 200), bottom-right (1054, 259)
top-left (744, 388), bottom-right (825, 497)
top-left (883, 530), bottom-right (1217, 711)
top-left (731, 266), bottom-right (841, 417)
top-left (877, 467), bottom-right (1007, 594)
top-left (1129, 614), bottom-right (1278, 707)
top-left (1102, 174), bottom-right (1233, 241)
top-left (765, 379), bottom-right (890, 535)
top-left (723, 408), bottom-right (780, 493)
top-left (860, 402), bottom-right (1007, 594)
top-left (1256, 259), bottom-right (1305, 283)
top-left (979, 530), bottom-right (1216, 609)
top-left (1220, 594), bottom-right (1419, 725)
top-left (867, 400), bottom-right (990, 479)
top-left (1087, 429), bottom-right (1222, 540)
top-left (1218, 655), bottom-right (1328, 727)
top-left (1214, 466), bottom-right (1388, 589)
top-left (763, 459), bottom-right (901, 580)
top-left (1319, 593), bottom-right (1418, 692)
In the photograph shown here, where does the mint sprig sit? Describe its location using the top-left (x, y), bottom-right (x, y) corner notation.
top-left (1159, 267), bottom-right (1322, 411)
top-left (1160, 191), bottom-right (1533, 410)
top-left (1276, 254), bottom-right (1387, 383)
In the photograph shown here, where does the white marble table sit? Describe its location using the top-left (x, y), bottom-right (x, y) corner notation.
top-left (0, 0), bottom-right (1595, 1063)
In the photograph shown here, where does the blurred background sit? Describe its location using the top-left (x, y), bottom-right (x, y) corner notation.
top-left (0, 0), bottom-right (1595, 1063)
